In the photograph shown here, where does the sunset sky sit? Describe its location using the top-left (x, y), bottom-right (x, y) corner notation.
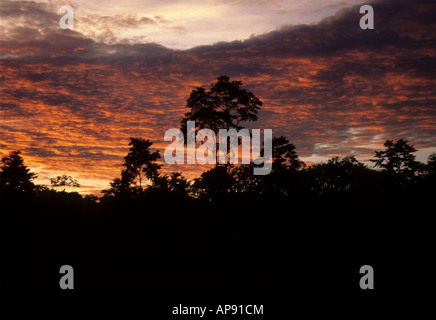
top-left (1, 0), bottom-right (435, 195)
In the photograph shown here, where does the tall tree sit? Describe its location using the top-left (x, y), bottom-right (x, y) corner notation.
top-left (102, 138), bottom-right (162, 197)
top-left (123, 138), bottom-right (162, 188)
top-left (180, 76), bottom-right (262, 165)
top-left (0, 150), bottom-right (36, 193)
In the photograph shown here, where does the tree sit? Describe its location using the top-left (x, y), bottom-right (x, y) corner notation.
top-left (123, 138), bottom-right (162, 188)
top-left (180, 76), bottom-right (262, 165)
top-left (371, 139), bottom-right (421, 178)
top-left (84, 194), bottom-right (99, 203)
top-left (102, 177), bottom-right (122, 198)
top-left (192, 166), bottom-right (235, 201)
top-left (102, 138), bottom-right (162, 197)
top-left (241, 136), bottom-right (305, 196)
top-left (230, 164), bottom-right (259, 193)
top-left (426, 153), bottom-right (436, 176)
top-left (0, 150), bottom-right (36, 193)
top-left (50, 175), bottom-right (80, 192)
top-left (149, 172), bottom-right (191, 196)
top-left (167, 172), bottom-right (190, 194)
top-left (270, 136), bottom-right (305, 171)
top-left (305, 156), bottom-right (374, 195)
top-left (228, 136), bottom-right (305, 195)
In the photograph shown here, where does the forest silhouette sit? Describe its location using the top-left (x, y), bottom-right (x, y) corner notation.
top-left (1, 77), bottom-right (434, 291)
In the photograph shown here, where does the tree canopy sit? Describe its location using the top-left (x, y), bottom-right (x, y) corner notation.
top-left (371, 139), bottom-right (420, 178)
top-left (0, 150), bottom-right (36, 193)
top-left (181, 76), bottom-right (262, 133)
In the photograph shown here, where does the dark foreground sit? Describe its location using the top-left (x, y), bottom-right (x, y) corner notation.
top-left (1, 180), bottom-right (430, 292)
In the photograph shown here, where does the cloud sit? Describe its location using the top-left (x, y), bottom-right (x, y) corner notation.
top-left (1, 0), bottom-right (367, 49)
top-left (1, 0), bottom-right (435, 193)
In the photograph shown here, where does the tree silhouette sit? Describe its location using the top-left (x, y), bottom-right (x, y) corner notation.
top-left (426, 153), bottom-right (436, 176)
top-left (0, 150), bottom-right (36, 193)
top-left (180, 76), bottom-right (262, 165)
top-left (192, 166), bottom-right (235, 201)
top-left (230, 164), bottom-right (259, 193)
top-left (167, 172), bottom-right (190, 194)
top-left (240, 136), bottom-right (305, 196)
top-left (102, 138), bottom-right (162, 197)
top-left (371, 139), bottom-right (421, 178)
top-left (50, 175), bottom-right (80, 192)
top-left (102, 177), bottom-right (122, 198)
top-left (270, 136), bottom-right (305, 171)
top-left (123, 138), bottom-right (162, 188)
top-left (305, 156), bottom-right (374, 195)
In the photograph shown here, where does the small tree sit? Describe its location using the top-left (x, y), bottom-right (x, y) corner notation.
top-left (50, 175), bottom-right (80, 192)
top-left (371, 139), bottom-right (421, 178)
top-left (0, 150), bottom-right (36, 193)
top-left (270, 136), bottom-right (305, 171)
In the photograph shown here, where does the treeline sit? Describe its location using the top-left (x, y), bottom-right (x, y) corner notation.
top-left (106, 136), bottom-right (436, 202)
top-left (1, 138), bottom-right (433, 291)
top-left (1, 137), bottom-right (434, 203)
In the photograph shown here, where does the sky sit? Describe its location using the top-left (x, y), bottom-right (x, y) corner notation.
top-left (1, 0), bottom-right (435, 195)
top-left (1, 0), bottom-right (366, 49)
